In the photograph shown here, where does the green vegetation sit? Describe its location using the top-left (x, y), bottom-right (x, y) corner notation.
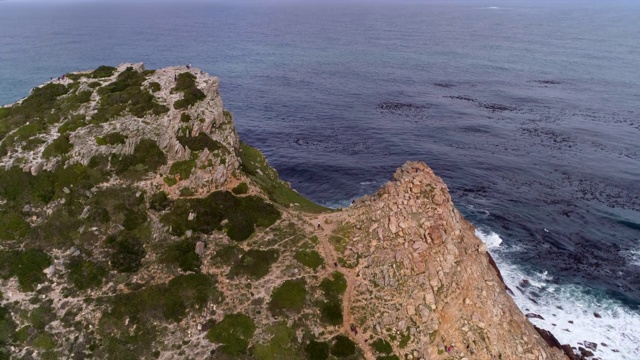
top-left (91, 65), bottom-right (117, 79)
top-left (0, 83), bottom-right (68, 140)
top-left (93, 67), bottom-right (168, 122)
top-left (330, 335), bottom-right (356, 358)
top-left (239, 142), bottom-right (329, 213)
top-left (0, 305), bottom-right (16, 358)
top-left (252, 323), bottom-right (302, 360)
top-left (161, 238), bottom-right (201, 272)
top-left (179, 186), bottom-right (195, 197)
top-left (329, 222), bottom-right (355, 255)
top-left (68, 257), bottom-right (108, 290)
top-left (42, 133), bottom-right (73, 158)
top-left (398, 329), bottom-right (411, 349)
top-left (0, 250), bottom-right (51, 291)
top-left (88, 81), bottom-right (102, 89)
top-left (149, 191), bottom-right (171, 211)
top-left (0, 210), bottom-right (30, 240)
top-left (172, 72), bottom-right (206, 110)
top-left (295, 250), bottom-right (324, 270)
top-left (148, 82), bottom-right (161, 93)
top-left (102, 273), bottom-right (220, 325)
top-left (180, 113), bottom-right (191, 122)
top-left (269, 279), bottom-right (307, 315)
top-left (177, 132), bottom-right (225, 152)
top-left (111, 138), bottom-right (166, 179)
top-left (206, 313), bottom-right (255, 356)
top-left (106, 231), bottom-right (146, 273)
top-left (319, 271), bottom-right (347, 326)
top-left (371, 339), bottom-right (393, 355)
top-left (95, 132), bottom-right (127, 146)
top-left (163, 176), bottom-right (177, 187)
top-left (58, 114), bottom-right (87, 134)
top-left (305, 340), bottom-right (330, 360)
top-left (161, 190), bottom-right (280, 241)
top-left (230, 249), bottom-right (279, 279)
top-left (232, 182), bottom-right (249, 195)
top-left (169, 158), bottom-right (196, 180)
top-left (320, 271), bottom-right (347, 298)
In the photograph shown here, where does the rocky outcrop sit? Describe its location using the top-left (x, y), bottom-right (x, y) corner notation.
top-left (320, 162), bottom-right (569, 360)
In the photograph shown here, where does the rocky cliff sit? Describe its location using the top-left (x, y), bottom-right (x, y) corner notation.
top-left (0, 64), bottom-right (570, 360)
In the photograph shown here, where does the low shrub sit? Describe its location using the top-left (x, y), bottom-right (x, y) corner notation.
top-left (206, 313), bottom-right (255, 356)
top-left (330, 335), bottom-right (356, 358)
top-left (68, 257), bottom-right (108, 290)
top-left (106, 231), bottom-right (146, 273)
top-left (320, 271), bottom-right (347, 299)
top-left (91, 65), bottom-right (117, 79)
top-left (163, 176), bottom-right (177, 187)
top-left (177, 132), bottom-right (224, 152)
top-left (161, 239), bottom-right (201, 273)
top-left (161, 191), bottom-right (280, 241)
top-left (305, 340), bottom-right (330, 360)
top-left (294, 250), bottom-right (324, 270)
top-left (269, 279), bottom-right (306, 315)
top-left (320, 301), bottom-right (343, 326)
top-left (0, 210), bottom-right (30, 240)
top-left (111, 138), bottom-right (166, 179)
top-left (371, 339), bottom-right (393, 355)
top-left (252, 323), bottom-right (302, 360)
top-left (0, 250), bottom-right (51, 291)
top-left (96, 132), bottom-right (127, 146)
top-left (230, 249), bottom-right (279, 279)
top-left (148, 82), bottom-right (161, 93)
top-left (149, 191), bottom-right (171, 211)
top-left (232, 182), bottom-right (249, 195)
top-left (42, 133), bottom-right (73, 158)
top-left (180, 113), bottom-right (191, 122)
top-left (169, 159), bottom-right (196, 180)
top-left (172, 73), bottom-right (206, 110)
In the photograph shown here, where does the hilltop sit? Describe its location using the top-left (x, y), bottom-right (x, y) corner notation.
top-left (0, 64), bottom-right (573, 360)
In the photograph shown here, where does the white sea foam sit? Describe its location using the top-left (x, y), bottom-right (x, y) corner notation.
top-left (476, 229), bottom-right (640, 359)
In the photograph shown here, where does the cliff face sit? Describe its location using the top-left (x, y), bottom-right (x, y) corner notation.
top-left (0, 64), bottom-right (568, 360)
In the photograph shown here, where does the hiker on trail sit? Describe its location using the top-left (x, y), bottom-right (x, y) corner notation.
top-left (317, 223), bottom-right (321, 229)
top-left (174, 74), bottom-right (177, 82)
top-left (334, 262), bottom-right (338, 268)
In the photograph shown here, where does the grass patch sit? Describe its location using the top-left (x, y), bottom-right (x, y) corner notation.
top-left (172, 72), bottom-right (206, 110)
top-left (295, 250), bottom-right (324, 270)
top-left (42, 133), bottom-right (73, 158)
top-left (161, 238), bottom-right (201, 272)
top-left (329, 222), bottom-right (354, 254)
top-left (95, 132), bottom-right (127, 146)
top-left (169, 159), bottom-right (196, 180)
top-left (93, 67), bottom-right (168, 122)
top-left (239, 142), bottom-right (329, 213)
top-left (0, 250), bottom-right (51, 291)
top-left (230, 249), bottom-right (279, 279)
top-left (269, 279), bottom-right (307, 315)
top-left (111, 138), bottom-right (166, 179)
top-left (207, 313), bottom-right (255, 356)
top-left (305, 340), bottom-right (330, 360)
top-left (161, 190), bottom-right (281, 241)
top-left (330, 335), bottom-right (356, 358)
top-left (232, 182), bottom-right (249, 195)
top-left (68, 256), bottom-right (108, 290)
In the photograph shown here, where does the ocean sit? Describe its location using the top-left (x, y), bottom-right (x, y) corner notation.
top-left (1, 0), bottom-right (639, 358)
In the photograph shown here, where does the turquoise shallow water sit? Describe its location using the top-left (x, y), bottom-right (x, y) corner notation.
top-left (1, 1), bottom-right (639, 357)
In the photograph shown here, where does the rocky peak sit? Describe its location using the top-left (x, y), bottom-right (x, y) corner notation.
top-left (316, 161), bottom-right (569, 359)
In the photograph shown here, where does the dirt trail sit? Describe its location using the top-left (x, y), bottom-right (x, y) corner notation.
top-left (309, 212), bottom-right (376, 360)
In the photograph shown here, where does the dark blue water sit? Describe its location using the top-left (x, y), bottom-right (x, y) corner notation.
top-left (1, 1), bottom-right (639, 356)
